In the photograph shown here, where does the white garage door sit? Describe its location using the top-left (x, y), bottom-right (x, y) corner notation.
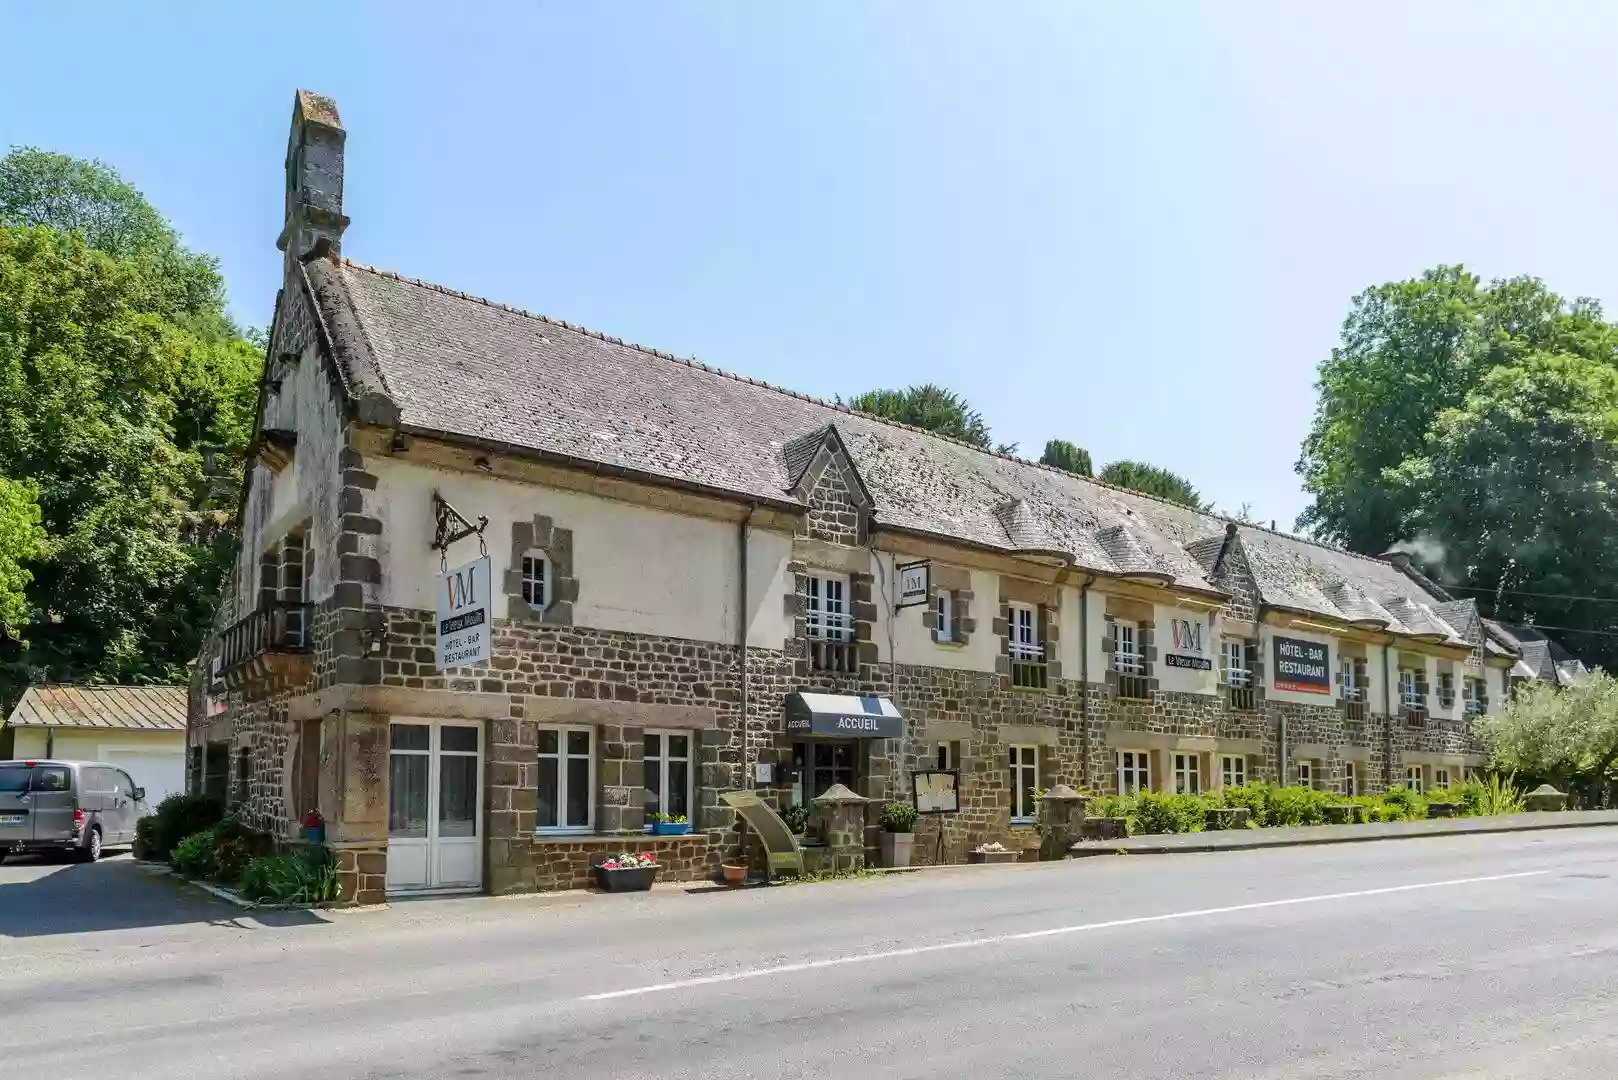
top-left (101, 751), bottom-right (186, 810)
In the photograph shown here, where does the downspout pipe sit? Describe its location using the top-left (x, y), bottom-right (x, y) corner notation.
top-left (738, 504), bottom-right (757, 794)
top-left (1078, 574), bottom-right (1091, 793)
top-left (1382, 635), bottom-right (1395, 790)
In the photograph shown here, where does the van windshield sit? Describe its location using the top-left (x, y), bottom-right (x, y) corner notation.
top-left (0, 766), bottom-right (31, 793)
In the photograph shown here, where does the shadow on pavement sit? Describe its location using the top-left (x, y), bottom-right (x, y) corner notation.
top-left (0, 852), bottom-right (328, 937)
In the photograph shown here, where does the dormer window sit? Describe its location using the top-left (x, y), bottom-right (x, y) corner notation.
top-left (521, 552), bottom-right (550, 609)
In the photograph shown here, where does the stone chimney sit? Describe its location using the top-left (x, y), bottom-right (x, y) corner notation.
top-left (277, 90), bottom-right (348, 260)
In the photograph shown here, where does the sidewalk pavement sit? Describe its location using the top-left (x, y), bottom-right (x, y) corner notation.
top-left (1068, 809), bottom-right (1618, 857)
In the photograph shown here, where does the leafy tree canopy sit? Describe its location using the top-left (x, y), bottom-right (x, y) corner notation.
top-left (1039, 439), bottom-right (1092, 476)
top-left (0, 148), bottom-right (226, 325)
top-left (843, 384), bottom-right (1007, 452)
top-left (0, 149), bottom-right (261, 704)
top-left (0, 476), bottom-right (44, 635)
top-left (1476, 669), bottom-right (1618, 805)
top-left (1097, 460), bottom-right (1207, 510)
top-left (1296, 266), bottom-right (1618, 552)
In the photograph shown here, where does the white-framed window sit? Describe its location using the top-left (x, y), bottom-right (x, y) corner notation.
top-left (935, 742), bottom-right (957, 771)
top-left (537, 725), bottom-right (594, 833)
top-left (1399, 668), bottom-right (1423, 709)
top-left (1009, 603), bottom-right (1042, 661)
top-left (1464, 677), bottom-right (1485, 715)
top-left (1221, 639), bottom-right (1250, 687)
top-left (1434, 767), bottom-right (1450, 788)
top-left (521, 552), bottom-right (550, 608)
top-left (1173, 752), bottom-right (1201, 795)
top-left (934, 591), bottom-right (954, 643)
top-left (1339, 656), bottom-right (1361, 700)
top-left (1118, 750), bottom-right (1150, 795)
top-left (1113, 620), bottom-right (1142, 674)
top-left (643, 729), bottom-right (692, 828)
top-left (1220, 754), bottom-right (1246, 788)
top-left (1008, 745), bottom-right (1038, 823)
top-left (1438, 671), bottom-right (1455, 709)
top-left (806, 575), bottom-right (852, 641)
top-left (1343, 761), bottom-right (1357, 796)
top-left (1404, 765), bottom-right (1424, 793)
top-left (1296, 760), bottom-right (1313, 788)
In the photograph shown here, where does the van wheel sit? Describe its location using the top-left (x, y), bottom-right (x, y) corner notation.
top-left (77, 827), bottom-right (102, 863)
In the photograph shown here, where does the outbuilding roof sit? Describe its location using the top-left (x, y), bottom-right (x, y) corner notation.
top-left (6, 685), bottom-right (188, 732)
top-left (295, 257), bottom-right (1498, 648)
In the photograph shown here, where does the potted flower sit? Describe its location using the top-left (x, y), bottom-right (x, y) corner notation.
top-left (968, 841), bottom-right (1019, 865)
top-left (594, 851), bottom-right (660, 892)
top-left (649, 812), bottom-right (691, 836)
top-left (879, 801), bottom-right (919, 867)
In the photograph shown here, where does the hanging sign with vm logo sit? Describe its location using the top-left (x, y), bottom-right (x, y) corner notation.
top-left (436, 556), bottom-right (492, 671)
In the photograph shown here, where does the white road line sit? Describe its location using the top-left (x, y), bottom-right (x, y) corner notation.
top-left (581, 869), bottom-right (1550, 1001)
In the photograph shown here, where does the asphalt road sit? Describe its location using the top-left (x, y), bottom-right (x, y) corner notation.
top-left (3, 830), bottom-right (1617, 1079)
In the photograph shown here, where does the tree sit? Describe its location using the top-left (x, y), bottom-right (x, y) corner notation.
top-left (842, 384), bottom-right (997, 450)
top-left (0, 476), bottom-right (44, 635)
top-left (1295, 267), bottom-right (1618, 551)
top-left (1039, 439), bottom-right (1092, 476)
top-left (0, 216), bottom-right (256, 703)
top-left (1476, 670), bottom-right (1618, 806)
top-left (1098, 460), bottom-right (1208, 510)
top-left (1384, 352), bottom-right (1618, 669)
top-left (0, 148), bottom-right (225, 323)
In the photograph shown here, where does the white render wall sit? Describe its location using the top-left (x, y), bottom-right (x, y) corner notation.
top-left (1154, 602), bottom-right (1219, 695)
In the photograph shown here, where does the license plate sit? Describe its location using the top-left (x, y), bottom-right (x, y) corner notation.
top-left (0, 814), bottom-right (23, 826)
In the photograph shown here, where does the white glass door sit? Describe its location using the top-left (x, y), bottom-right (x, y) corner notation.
top-left (387, 719), bottom-right (483, 894)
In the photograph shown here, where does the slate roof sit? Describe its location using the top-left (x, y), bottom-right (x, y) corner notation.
top-left (1487, 623), bottom-right (1589, 685)
top-left (307, 258), bottom-right (1503, 647)
top-left (6, 685), bottom-right (188, 732)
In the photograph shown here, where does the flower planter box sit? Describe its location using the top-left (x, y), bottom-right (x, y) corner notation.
top-left (968, 848), bottom-right (1020, 864)
top-left (1080, 817), bottom-right (1130, 841)
top-left (651, 821), bottom-right (691, 836)
top-left (594, 865), bottom-right (659, 892)
top-left (1324, 804), bottom-right (1357, 825)
top-left (1426, 802), bottom-right (1461, 819)
top-left (1204, 807), bottom-right (1248, 831)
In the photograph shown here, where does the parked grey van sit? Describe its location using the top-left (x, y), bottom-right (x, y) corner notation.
top-left (0, 760), bottom-right (146, 862)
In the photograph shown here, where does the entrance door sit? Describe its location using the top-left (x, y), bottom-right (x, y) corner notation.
top-left (386, 720), bottom-right (483, 894)
top-left (791, 740), bottom-right (858, 805)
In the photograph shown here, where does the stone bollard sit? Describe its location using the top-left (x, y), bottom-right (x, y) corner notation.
top-left (1525, 784), bottom-right (1568, 812)
top-left (1038, 785), bottom-right (1088, 860)
top-left (813, 783), bottom-right (871, 872)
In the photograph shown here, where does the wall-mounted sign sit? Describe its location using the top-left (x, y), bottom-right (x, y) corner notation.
top-left (784, 692), bottom-right (904, 738)
top-left (1166, 616), bottom-right (1211, 670)
top-left (897, 560), bottom-right (931, 609)
top-left (1273, 635), bottom-right (1330, 694)
top-left (911, 770), bottom-right (960, 814)
top-left (436, 556), bottom-right (491, 671)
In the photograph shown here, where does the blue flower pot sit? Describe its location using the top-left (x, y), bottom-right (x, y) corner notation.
top-left (651, 821), bottom-right (691, 836)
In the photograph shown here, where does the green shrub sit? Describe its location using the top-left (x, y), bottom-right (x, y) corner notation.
top-left (132, 816), bottom-right (157, 861)
top-left (880, 801), bottom-right (919, 833)
top-left (1346, 794), bottom-right (1396, 822)
top-left (146, 792), bottom-right (224, 862)
top-left (1086, 794), bottom-right (1135, 821)
top-left (1217, 782), bottom-right (1275, 827)
top-left (1131, 790), bottom-right (1207, 834)
top-left (1479, 772), bottom-right (1526, 815)
top-left (172, 827), bottom-right (219, 877)
top-left (1428, 781), bottom-right (1485, 816)
top-left (239, 846), bottom-right (340, 906)
top-left (1267, 785), bottom-right (1333, 827)
top-left (1381, 786), bottom-right (1428, 821)
top-left (780, 804), bottom-right (810, 835)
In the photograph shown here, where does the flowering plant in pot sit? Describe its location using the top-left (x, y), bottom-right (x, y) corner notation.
top-left (649, 812), bottom-right (691, 836)
top-left (879, 801), bottom-right (919, 867)
top-left (594, 851), bottom-right (660, 892)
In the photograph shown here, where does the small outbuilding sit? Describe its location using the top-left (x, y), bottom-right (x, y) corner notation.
top-left (2, 685), bottom-right (189, 806)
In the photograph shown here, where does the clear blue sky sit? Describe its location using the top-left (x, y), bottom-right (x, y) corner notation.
top-left (5, 2), bottom-right (1617, 530)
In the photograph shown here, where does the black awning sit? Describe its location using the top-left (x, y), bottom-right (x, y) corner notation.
top-left (784, 692), bottom-right (903, 738)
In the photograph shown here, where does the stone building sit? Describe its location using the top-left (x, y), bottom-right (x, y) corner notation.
top-left (190, 91), bottom-right (1523, 904)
